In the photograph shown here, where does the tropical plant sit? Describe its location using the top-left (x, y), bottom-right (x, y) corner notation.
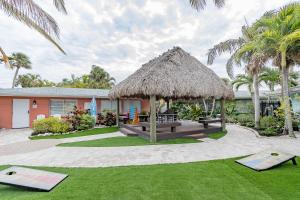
top-left (58, 65), bottom-right (115, 89)
top-left (207, 24), bottom-right (262, 128)
top-left (9, 52), bottom-right (31, 88)
top-left (232, 74), bottom-right (254, 103)
top-left (260, 67), bottom-right (299, 91)
top-left (189, 0), bottom-right (225, 11)
top-left (88, 65), bottom-right (115, 89)
top-left (250, 2), bottom-right (300, 137)
top-left (15, 73), bottom-right (55, 87)
top-left (0, 0), bottom-right (67, 53)
top-left (32, 117), bottom-right (70, 135)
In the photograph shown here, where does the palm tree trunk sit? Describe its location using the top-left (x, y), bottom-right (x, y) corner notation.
top-left (281, 51), bottom-right (295, 137)
top-left (253, 73), bottom-right (260, 128)
top-left (12, 67), bottom-right (20, 88)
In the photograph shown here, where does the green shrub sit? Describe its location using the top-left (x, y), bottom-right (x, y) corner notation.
top-left (32, 117), bottom-right (70, 135)
top-left (75, 114), bottom-right (95, 131)
top-left (260, 116), bottom-right (277, 129)
top-left (292, 119), bottom-right (300, 131)
top-left (261, 127), bottom-right (279, 136)
top-left (234, 114), bottom-right (254, 127)
top-left (259, 115), bottom-right (284, 136)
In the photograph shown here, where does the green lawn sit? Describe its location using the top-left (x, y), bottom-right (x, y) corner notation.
top-left (207, 131), bottom-right (227, 139)
top-left (1, 158), bottom-right (299, 200)
top-left (58, 136), bottom-right (200, 147)
top-left (30, 127), bottom-right (119, 140)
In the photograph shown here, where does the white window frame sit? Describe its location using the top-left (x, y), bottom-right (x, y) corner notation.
top-left (50, 99), bottom-right (77, 116)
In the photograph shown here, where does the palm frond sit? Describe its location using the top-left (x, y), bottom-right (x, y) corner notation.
top-left (53, 0), bottom-right (67, 14)
top-left (0, 0), bottom-right (65, 53)
top-left (207, 38), bottom-right (244, 65)
top-left (189, 0), bottom-right (225, 11)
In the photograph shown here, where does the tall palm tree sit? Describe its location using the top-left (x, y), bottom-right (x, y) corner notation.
top-left (207, 24), bottom-right (263, 128)
top-left (250, 3), bottom-right (299, 137)
top-left (189, 0), bottom-right (225, 10)
top-left (10, 52), bottom-right (31, 88)
top-left (0, 0), bottom-right (67, 53)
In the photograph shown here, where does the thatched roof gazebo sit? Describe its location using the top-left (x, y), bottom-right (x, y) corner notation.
top-left (109, 47), bottom-right (234, 142)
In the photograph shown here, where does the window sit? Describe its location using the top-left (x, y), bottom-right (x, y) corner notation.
top-left (101, 100), bottom-right (117, 112)
top-left (84, 102), bottom-right (91, 110)
top-left (50, 99), bottom-right (77, 116)
top-left (123, 100), bottom-right (141, 113)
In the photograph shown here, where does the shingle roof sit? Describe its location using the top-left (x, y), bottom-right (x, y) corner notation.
top-left (0, 87), bottom-right (109, 98)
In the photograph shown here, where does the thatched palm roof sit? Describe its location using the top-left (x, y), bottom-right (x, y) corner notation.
top-left (109, 47), bottom-right (234, 100)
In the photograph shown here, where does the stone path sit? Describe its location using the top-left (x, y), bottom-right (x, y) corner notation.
top-left (0, 125), bottom-right (299, 168)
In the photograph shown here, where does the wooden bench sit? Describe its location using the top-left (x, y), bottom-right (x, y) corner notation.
top-left (139, 122), bottom-right (181, 132)
top-left (198, 118), bottom-right (221, 128)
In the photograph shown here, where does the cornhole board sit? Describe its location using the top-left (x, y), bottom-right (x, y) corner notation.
top-left (236, 150), bottom-right (297, 171)
top-left (0, 166), bottom-right (68, 191)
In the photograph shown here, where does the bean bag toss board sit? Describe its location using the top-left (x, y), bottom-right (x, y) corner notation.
top-left (0, 166), bottom-right (68, 191)
top-left (235, 150), bottom-right (297, 171)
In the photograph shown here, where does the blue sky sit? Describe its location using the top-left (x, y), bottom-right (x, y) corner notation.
top-left (0, 0), bottom-right (292, 88)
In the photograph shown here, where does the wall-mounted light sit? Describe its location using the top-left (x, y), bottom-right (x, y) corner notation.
top-left (32, 99), bottom-right (37, 108)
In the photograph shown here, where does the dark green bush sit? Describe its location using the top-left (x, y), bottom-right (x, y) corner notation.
top-left (292, 119), bottom-right (300, 131)
top-left (259, 115), bottom-right (284, 136)
top-left (260, 116), bottom-right (277, 129)
top-left (261, 127), bottom-right (279, 136)
top-left (75, 114), bottom-right (95, 131)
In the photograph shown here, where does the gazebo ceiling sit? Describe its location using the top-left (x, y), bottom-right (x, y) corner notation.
top-left (109, 47), bottom-right (234, 100)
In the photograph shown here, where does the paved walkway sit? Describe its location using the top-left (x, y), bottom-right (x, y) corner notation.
top-left (0, 125), bottom-right (299, 168)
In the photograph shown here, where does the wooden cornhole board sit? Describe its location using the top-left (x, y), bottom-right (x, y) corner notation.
top-left (236, 150), bottom-right (297, 171)
top-left (0, 166), bottom-right (68, 191)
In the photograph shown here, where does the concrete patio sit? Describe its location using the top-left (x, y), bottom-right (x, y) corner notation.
top-left (0, 124), bottom-right (299, 168)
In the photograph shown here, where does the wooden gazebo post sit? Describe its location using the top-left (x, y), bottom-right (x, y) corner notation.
top-left (116, 98), bottom-right (120, 127)
top-left (220, 98), bottom-right (226, 131)
top-left (150, 95), bottom-right (157, 143)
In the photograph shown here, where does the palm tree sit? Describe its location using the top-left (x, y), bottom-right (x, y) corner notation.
top-left (15, 73), bottom-right (45, 87)
top-left (232, 74), bottom-right (255, 103)
top-left (207, 25), bottom-right (263, 128)
top-left (189, 0), bottom-right (225, 11)
top-left (251, 3), bottom-right (299, 137)
top-left (260, 68), bottom-right (299, 92)
top-left (10, 52), bottom-right (31, 88)
top-left (88, 65), bottom-right (115, 89)
top-left (0, 0), bottom-right (67, 53)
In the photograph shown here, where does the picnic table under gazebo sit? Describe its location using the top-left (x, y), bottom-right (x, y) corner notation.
top-left (109, 47), bottom-right (234, 142)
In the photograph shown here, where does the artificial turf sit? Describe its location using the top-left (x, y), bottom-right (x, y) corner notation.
top-left (0, 157), bottom-right (299, 200)
top-left (207, 131), bottom-right (227, 139)
top-left (58, 136), bottom-right (200, 147)
top-left (30, 127), bottom-right (119, 140)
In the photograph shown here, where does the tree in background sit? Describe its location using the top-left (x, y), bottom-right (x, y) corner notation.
top-left (250, 2), bottom-right (299, 137)
top-left (15, 73), bottom-right (55, 88)
top-left (57, 65), bottom-right (115, 89)
top-left (10, 52), bottom-right (31, 88)
top-left (260, 68), bottom-right (299, 92)
top-left (88, 65), bottom-right (115, 89)
top-left (232, 74), bottom-right (256, 103)
top-left (0, 0), bottom-right (67, 53)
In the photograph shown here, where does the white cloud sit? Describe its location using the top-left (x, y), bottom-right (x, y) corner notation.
top-left (0, 0), bottom-right (291, 88)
